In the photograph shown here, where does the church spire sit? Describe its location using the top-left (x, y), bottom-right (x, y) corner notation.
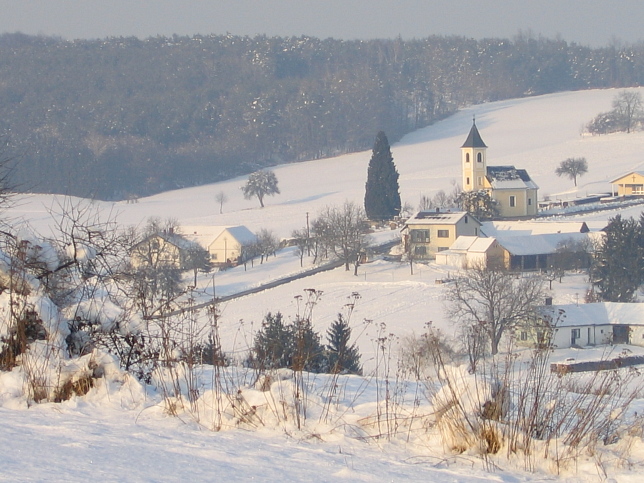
top-left (461, 117), bottom-right (487, 148)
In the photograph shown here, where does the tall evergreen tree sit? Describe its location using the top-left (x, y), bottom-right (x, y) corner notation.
top-left (364, 131), bottom-right (401, 221)
top-left (591, 215), bottom-right (644, 302)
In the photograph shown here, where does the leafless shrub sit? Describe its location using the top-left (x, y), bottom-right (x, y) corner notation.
top-left (418, 323), bottom-right (644, 474)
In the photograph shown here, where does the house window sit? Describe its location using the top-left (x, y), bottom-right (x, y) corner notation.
top-left (466, 177), bottom-right (470, 186)
top-left (477, 153), bottom-right (482, 163)
top-left (437, 229), bottom-right (449, 238)
top-left (571, 328), bottom-right (581, 339)
top-left (465, 153), bottom-right (470, 163)
top-left (211, 253), bottom-right (218, 260)
top-left (477, 176), bottom-right (483, 186)
top-left (464, 215), bottom-right (468, 223)
top-left (528, 198), bottom-right (532, 206)
top-left (437, 247), bottom-right (447, 252)
top-left (520, 331), bottom-right (528, 341)
top-left (509, 195), bottom-right (516, 207)
top-left (475, 228), bottom-right (478, 235)
top-left (414, 246), bottom-right (427, 256)
top-left (410, 229), bottom-right (429, 243)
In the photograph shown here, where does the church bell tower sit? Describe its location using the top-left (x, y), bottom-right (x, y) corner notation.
top-left (461, 118), bottom-right (487, 192)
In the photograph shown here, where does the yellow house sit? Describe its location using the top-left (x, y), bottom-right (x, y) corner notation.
top-left (461, 120), bottom-right (539, 218)
top-left (182, 225), bottom-right (257, 265)
top-left (610, 171), bottom-right (644, 196)
top-left (402, 210), bottom-right (482, 259)
top-left (130, 232), bottom-right (197, 269)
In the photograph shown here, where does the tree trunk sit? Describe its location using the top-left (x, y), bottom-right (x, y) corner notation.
top-left (491, 335), bottom-right (499, 355)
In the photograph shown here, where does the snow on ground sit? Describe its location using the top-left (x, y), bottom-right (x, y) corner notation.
top-left (9, 87), bottom-right (644, 241)
top-left (4, 88), bottom-right (644, 481)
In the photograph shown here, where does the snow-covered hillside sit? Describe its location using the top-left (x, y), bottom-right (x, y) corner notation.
top-left (11, 87), bottom-right (644, 240)
top-left (4, 88), bottom-right (644, 482)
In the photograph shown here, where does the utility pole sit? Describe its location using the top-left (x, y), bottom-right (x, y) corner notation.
top-left (306, 212), bottom-right (310, 256)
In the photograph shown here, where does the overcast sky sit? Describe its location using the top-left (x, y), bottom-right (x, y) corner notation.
top-left (1, 1), bottom-right (642, 48)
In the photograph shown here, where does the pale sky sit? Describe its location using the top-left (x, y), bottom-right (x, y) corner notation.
top-left (0, 1), bottom-right (643, 47)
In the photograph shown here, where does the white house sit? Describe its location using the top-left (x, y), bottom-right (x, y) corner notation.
top-left (182, 225), bottom-right (257, 265)
top-left (519, 302), bottom-right (644, 349)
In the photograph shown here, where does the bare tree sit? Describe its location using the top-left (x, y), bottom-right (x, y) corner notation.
top-left (291, 228), bottom-right (310, 267)
top-left (612, 90), bottom-right (643, 133)
top-left (555, 157), bottom-right (588, 187)
top-left (238, 239), bottom-right (260, 270)
top-left (255, 228), bottom-right (279, 264)
top-left (0, 139), bottom-right (17, 226)
top-left (446, 265), bottom-right (545, 355)
top-left (418, 194), bottom-right (434, 212)
top-left (433, 190), bottom-right (449, 209)
top-left (312, 201), bottom-right (370, 274)
top-left (215, 190), bottom-right (228, 214)
top-left (184, 243), bottom-right (212, 287)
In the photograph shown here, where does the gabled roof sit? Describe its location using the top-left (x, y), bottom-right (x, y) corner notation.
top-left (182, 226), bottom-right (227, 247)
top-left (182, 225), bottom-right (256, 249)
top-left (610, 170), bottom-right (644, 184)
top-left (496, 232), bottom-right (592, 256)
top-left (481, 221), bottom-right (589, 237)
top-left (404, 210), bottom-right (481, 226)
top-left (449, 235), bottom-right (497, 253)
top-left (541, 302), bottom-right (644, 328)
top-left (461, 121), bottom-right (487, 148)
top-left (223, 226), bottom-right (257, 244)
top-left (132, 231), bottom-right (200, 252)
top-left (486, 166), bottom-right (539, 190)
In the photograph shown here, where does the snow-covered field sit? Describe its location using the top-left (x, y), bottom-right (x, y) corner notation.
top-left (4, 88), bottom-right (644, 482)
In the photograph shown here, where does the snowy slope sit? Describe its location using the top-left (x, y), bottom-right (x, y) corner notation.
top-left (10, 87), bottom-right (644, 241)
top-left (3, 88), bottom-right (644, 482)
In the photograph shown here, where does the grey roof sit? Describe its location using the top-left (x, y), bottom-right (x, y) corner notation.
top-left (461, 121), bottom-right (487, 148)
top-left (486, 166), bottom-right (539, 190)
top-left (405, 210), bottom-right (480, 226)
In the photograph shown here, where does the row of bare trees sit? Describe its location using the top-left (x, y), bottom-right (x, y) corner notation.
top-left (289, 201), bottom-right (371, 275)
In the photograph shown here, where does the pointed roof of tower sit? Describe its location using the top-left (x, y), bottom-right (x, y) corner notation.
top-left (461, 118), bottom-right (487, 148)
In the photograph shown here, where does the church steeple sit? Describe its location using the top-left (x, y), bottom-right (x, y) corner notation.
top-left (461, 116), bottom-right (487, 148)
top-left (461, 117), bottom-right (488, 192)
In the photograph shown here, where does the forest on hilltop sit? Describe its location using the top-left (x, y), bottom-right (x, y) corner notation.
top-left (1, 32), bottom-right (644, 200)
